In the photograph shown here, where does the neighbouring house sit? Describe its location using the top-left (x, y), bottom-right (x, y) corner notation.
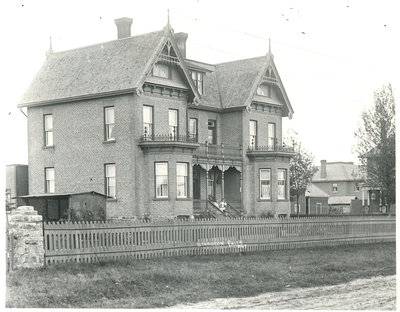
top-left (310, 160), bottom-right (364, 215)
top-left (19, 191), bottom-right (107, 222)
top-left (291, 160), bottom-right (368, 215)
top-left (5, 164), bottom-right (28, 210)
top-left (18, 18), bottom-right (295, 219)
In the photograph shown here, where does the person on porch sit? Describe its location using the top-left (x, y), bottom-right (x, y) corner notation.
top-left (219, 199), bottom-right (227, 214)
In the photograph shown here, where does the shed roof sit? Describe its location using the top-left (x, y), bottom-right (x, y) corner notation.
top-left (328, 196), bottom-right (356, 205)
top-left (18, 191), bottom-right (108, 198)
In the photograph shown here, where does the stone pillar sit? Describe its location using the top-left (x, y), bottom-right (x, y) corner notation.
top-left (7, 206), bottom-right (44, 269)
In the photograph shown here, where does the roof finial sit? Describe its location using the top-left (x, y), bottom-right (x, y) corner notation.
top-left (167, 9), bottom-right (170, 27)
top-left (46, 36), bottom-right (53, 59)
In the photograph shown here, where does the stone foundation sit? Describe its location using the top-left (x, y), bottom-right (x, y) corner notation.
top-left (7, 206), bottom-right (44, 269)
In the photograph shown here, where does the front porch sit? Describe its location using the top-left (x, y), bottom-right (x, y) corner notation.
top-left (192, 143), bottom-right (243, 218)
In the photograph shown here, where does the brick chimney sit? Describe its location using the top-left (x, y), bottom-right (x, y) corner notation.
top-left (320, 160), bottom-right (327, 179)
top-left (174, 32), bottom-right (188, 58)
top-left (114, 17), bottom-right (133, 39)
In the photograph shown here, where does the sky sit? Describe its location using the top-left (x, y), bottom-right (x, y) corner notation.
top-left (0, 0), bottom-right (399, 168)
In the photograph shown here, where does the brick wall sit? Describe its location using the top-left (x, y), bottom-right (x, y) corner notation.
top-left (27, 94), bottom-right (137, 218)
top-left (7, 206), bottom-right (44, 269)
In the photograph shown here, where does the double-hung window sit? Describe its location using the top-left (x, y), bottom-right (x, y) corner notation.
top-left (153, 63), bottom-right (169, 78)
top-left (259, 169), bottom-right (271, 200)
top-left (208, 120), bottom-right (216, 144)
top-left (155, 162), bottom-right (168, 198)
top-left (176, 163), bottom-right (188, 198)
top-left (249, 120), bottom-right (257, 149)
top-left (191, 71), bottom-right (203, 95)
top-left (44, 114), bottom-right (53, 146)
top-left (169, 109), bottom-right (178, 139)
top-left (105, 164), bottom-right (116, 198)
top-left (45, 167), bottom-right (55, 193)
top-left (143, 106), bottom-right (153, 138)
top-left (268, 122), bottom-right (276, 149)
top-left (189, 118), bottom-right (198, 141)
top-left (332, 183), bottom-right (338, 192)
top-left (278, 169), bottom-right (287, 200)
top-left (257, 84), bottom-right (271, 97)
top-left (104, 107), bottom-right (115, 141)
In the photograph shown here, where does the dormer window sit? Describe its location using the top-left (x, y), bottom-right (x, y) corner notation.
top-left (191, 70), bottom-right (203, 95)
top-left (153, 63), bottom-right (170, 78)
top-left (256, 84), bottom-right (271, 97)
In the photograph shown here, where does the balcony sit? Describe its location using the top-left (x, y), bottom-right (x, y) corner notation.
top-left (247, 144), bottom-right (295, 158)
top-left (193, 142), bottom-right (243, 165)
top-left (139, 130), bottom-right (199, 151)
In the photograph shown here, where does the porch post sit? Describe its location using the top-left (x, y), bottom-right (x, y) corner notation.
top-left (205, 164), bottom-right (209, 213)
top-left (221, 165), bottom-right (225, 201)
top-left (240, 169), bottom-right (243, 214)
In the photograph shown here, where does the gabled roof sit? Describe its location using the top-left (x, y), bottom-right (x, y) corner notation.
top-left (213, 53), bottom-right (293, 116)
top-left (19, 30), bottom-right (164, 107)
top-left (312, 162), bottom-right (362, 182)
top-left (216, 57), bottom-right (265, 109)
top-left (18, 23), bottom-right (291, 114)
top-left (18, 26), bottom-right (200, 108)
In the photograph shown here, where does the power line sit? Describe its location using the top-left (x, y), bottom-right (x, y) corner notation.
top-left (172, 11), bottom-right (383, 72)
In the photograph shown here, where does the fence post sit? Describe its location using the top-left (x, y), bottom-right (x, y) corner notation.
top-left (7, 206), bottom-right (44, 269)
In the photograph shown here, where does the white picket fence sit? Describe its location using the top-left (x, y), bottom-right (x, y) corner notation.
top-left (43, 216), bottom-right (396, 264)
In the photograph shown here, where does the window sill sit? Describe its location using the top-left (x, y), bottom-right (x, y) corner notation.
top-left (107, 198), bottom-right (118, 202)
top-left (258, 198), bottom-right (272, 202)
top-left (153, 198), bottom-right (169, 201)
top-left (176, 198), bottom-right (192, 201)
top-left (103, 140), bottom-right (116, 144)
top-left (42, 145), bottom-right (55, 150)
top-left (278, 199), bottom-right (289, 202)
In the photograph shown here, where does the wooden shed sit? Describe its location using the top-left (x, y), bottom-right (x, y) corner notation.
top-left (19, 191), bottom-right (107, 222)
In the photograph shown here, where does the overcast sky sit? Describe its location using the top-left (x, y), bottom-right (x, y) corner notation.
top-left (1, 0), bottom-right (399, 167)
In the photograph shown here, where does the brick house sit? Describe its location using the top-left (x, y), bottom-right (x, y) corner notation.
top-left (291, 161), bottom-right (365, 215)
top-left (18, 18), bottom-right (295, 219)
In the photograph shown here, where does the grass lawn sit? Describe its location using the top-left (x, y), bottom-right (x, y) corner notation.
top-left (6, 242), bottom-right (395, 308)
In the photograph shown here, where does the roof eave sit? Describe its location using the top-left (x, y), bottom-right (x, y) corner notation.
top-left (18, 87), bottom-right (138, 108)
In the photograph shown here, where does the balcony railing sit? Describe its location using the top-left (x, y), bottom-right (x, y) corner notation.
top-left (140, 133), bottom-right (198, 143)
top-left (247, 144), bottom-right (295, 153)
top-left (193, 142), bottom-right (242, 159)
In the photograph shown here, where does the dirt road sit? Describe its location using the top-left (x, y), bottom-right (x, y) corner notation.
top-left (172, 275), bottom-right (396, 310)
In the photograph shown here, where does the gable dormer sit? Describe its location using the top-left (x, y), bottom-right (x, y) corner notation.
top-left (141, 32), bottom-right (201, 105)
top-left (249, 56), bottom-right (293, 119)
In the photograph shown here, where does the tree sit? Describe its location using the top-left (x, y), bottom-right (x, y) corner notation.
top-left (354, 84), bottom-right (396, 214)
top-left (285, 130), bottom-right (318, 216)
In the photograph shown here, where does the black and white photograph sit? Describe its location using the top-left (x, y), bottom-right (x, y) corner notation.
top-left (2, 0), bottom-right (397, 310)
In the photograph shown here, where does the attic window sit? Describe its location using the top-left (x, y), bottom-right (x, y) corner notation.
top-left (191, 70), bottom-right (203, 95)
top-left (153, 63), bottom-right (170, 78)
top-left (256, 84), bottom-right (271, 97)
top-left (265, 67), bottom-right (276, 78)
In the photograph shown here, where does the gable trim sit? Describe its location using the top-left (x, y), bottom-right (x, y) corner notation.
top-left (137, 28), bottom-right (201, 105)
top-left (244, 53), bottom-right (294, 118)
